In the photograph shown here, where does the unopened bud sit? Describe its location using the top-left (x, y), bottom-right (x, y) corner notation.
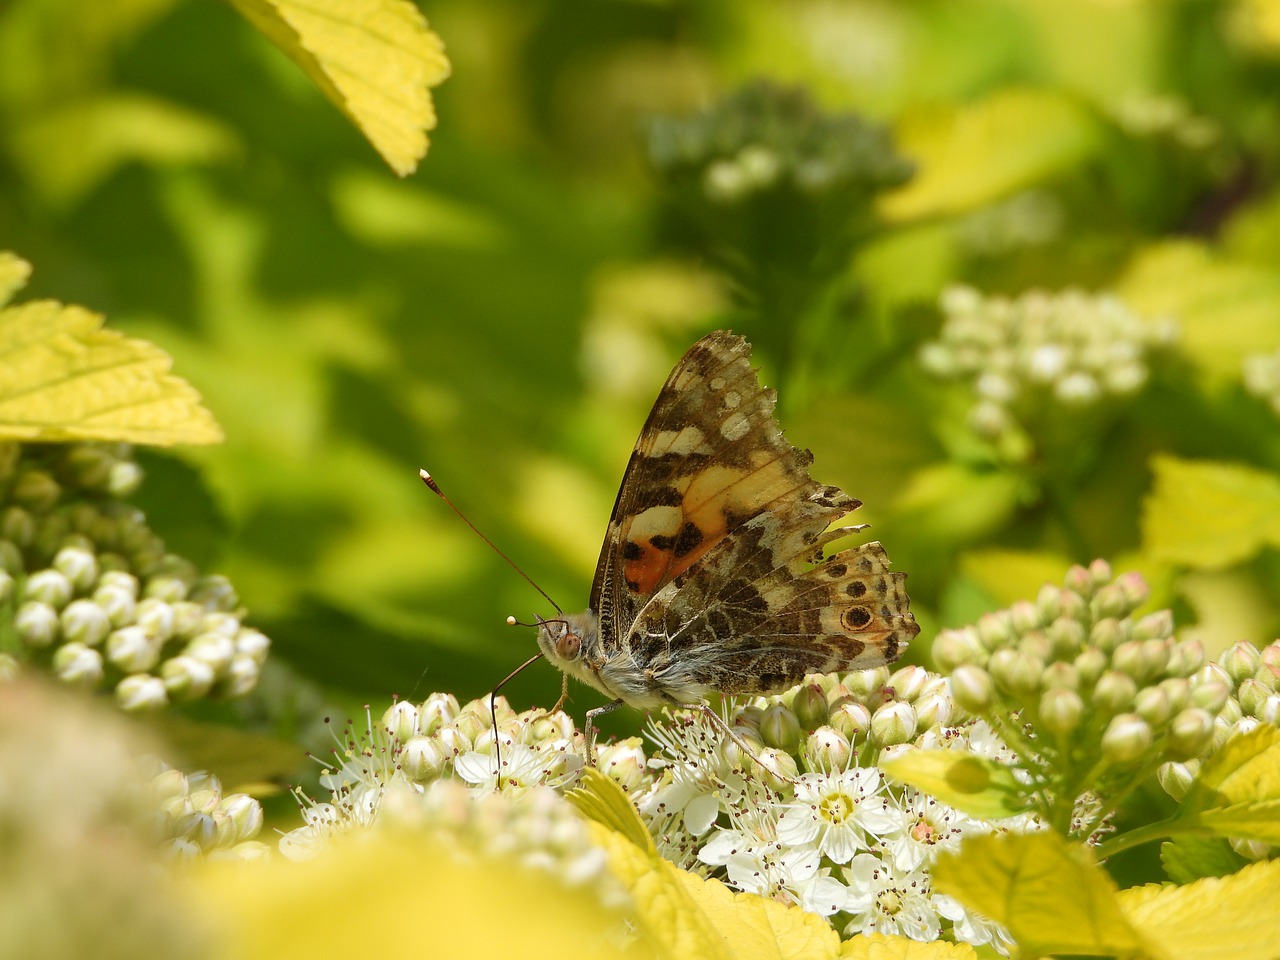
top-left (792, 682), bottom-right (830, 728)
top-left (106, 459), bottom-right (144, 497)
top-left (53, 545), bottom-right (99, 592)
top-left (185, 632), bottom-right (235, 673)
top-left (932, 628), bottom-right (982, 670)
top-left (1047, 617), bottom-right (1086, 657)
top-left (1101, 713), bottom-right (1153, 764)
top-left (844, 666), bottom-right (891, 700)
top-left (136, 598), bottom-right (176, 642)
top-left (950, 665), bottom-right (995, 713)
top-left (1074, 648), bottom-right (1108, 685)
top-left (1090, 618), bottom-right (1128, 652)
top-left (759, 703), bottom-right (801, 751)
top-left (1158, 677), bottom-right (1191, 714)
top-left (829, 701), bottom-right (872, 742)
top-left (595, 739), bottom-right (647, 792)
top-left (419, 692), bottom-right (460, 735)
top-left (1017, 630), bottom-right (1052, 662)
top-left (1093, 671), bottom-right (1138, 714)
top-left (1010, 600), bottom-right (1041, 633)
top-left (59, 599), bottom-right (110, 646)
top-left (23, 569), bottom-right (73, 608)
top-left (1166, 708), bottom-right (1214, 761)
top-left (870, 700), bottom-right (918, 746)
top-left (190, 575), bottom-right (239, 611)
top-left (1, 506), bottom-right (35, 547)
top-left (804, 725), bottom-right (852, 771)
top-left (12, 468), bottom-right (60, 511)
top-left (221, 794), bottom-right (264, 843)
top-left (161, 655), bottom-right (216, 699)
top-left (108, 626), bottom-right (160, 672)
top-left (1167, 639), bottom-right (1205, 677)
top-left (1090, 583), bottom-right (1131, 620)
top-left (382, 700), bottom-right (420, 741)
top-left (888, 665), bottom-right (931, 702)
top-left (15, 600), bottom-right (59, 646)
top-left (1132, 610), bottom-right (1173, 642)
top-left (1221, 642), bottom-right (1262, 685)
top-left (1042, 662), bottom-right (1079, 691)
top-left (233, 628), bottom-right (270, 664)
top-left (1133, 687), bottom-right (1172, 727)
top-left (1115, 571), bottom-right (1149, 609)
top-left (1238, 678), bottom-right (1270, 717)
top-left (915, 689), bottom-right (953, 729)
top-left (52, 642), bottom-right (104, 687)
top-left (401, 736), bottom-right (449, 782)
top-left (116, 673), bottom-right (169, 711)
top-left (1063, 564), bottom-right (1095, 597)
top-left (1035, 584), bottom-right (1065, 621)
top-left (92, 584), bottom-right (136, 627)
top-left (1039, 688), bottom-right (1084, 734)
top-left (976, 613), bottom-right (1016, 650)
top-left (1157, 760), bottom-right (1197, 801)
top-left (199, 612), bottom-right (241, 638)
top-left (990, 648), bottom-right (1043, 697)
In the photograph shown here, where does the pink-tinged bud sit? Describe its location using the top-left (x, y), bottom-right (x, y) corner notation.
top-left (116, 673), bottom-right (169, 711)
top-left (1221, 642), bottom-right (1262, 685)
top-left (829, 701), bottom-right (873, 743)
top-left (792, 682), bottom-right (830, 728)
top-left (950, 665), bottom-right (994, 714)
top-left (1238, 678), bottom-right (1270, 718)
top-left (1261, 642), bottom-right (1280, 673)
top-left (1101, 713), bottom-right (1153, 764)
top-left (1035, 584), bottom-right (1065, 621)
top-left (804, 725), bottom-right (852, 771)
top-left (1074, 648), bottom-right (1108, 685)
top-left (52, 642), bottom-right (104, 687)
top-left (888, 665), bottom-right (931, 702)
top-left (1039, 688), bottom-right (1084, 734)
top-left (161, 655), bottom-right (216, 700)
top-left (401, 736), bottom-right (449, 782)
top-left (759, 703), bottom-right (801, 752)
top-left (1093, 671), bottom-right (1138, 714)
top-left (1115, 571), bottom-right (1150, 610)
top-left (870, 700), bottom-right (918, 747)
top-left (1010, 600), bottom-right (1042, 633)
top-left (1064, 564), bottom-right (1095, 597)
top-left (1133, 687), bottom-right (1172, 728)
top-left (1165, 708), bottom-right (1214, 761)
top-left (1157, 760), bottom-right (1197, 801)
top-left (382, 700), bottom-right (420, 741)
top-left (1132, 610), bottom-right (1173, 642)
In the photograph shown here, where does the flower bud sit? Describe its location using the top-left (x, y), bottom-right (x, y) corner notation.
top-left (1238, 678), bottom-right (1270, 717)
top-left (1090, 583), bottom-right (1131, 620)
top-left (136, 598), bottom-right (176, 643)
top-left (219, 655), bottom-right (259, 697)
top-left (791, 682), bottom-right (829, 728)
top-left (92, 583), bottom-right (136, 628)
top-left (221, 794), bottom-right (264, 843)
top-left (23, 569), bottom-right (73, 608)
top-left (1157, 760), bottom-right (1197, 801)
top-left (383, 700), bottom-right (420, 741)
top-left (65, 444), bottom-right (116, 488)
top-left (1074, 647), bottom-right (1108, 685)
top-left (401, 736), bottom-right (449, 782)
top-left (190, 574), bottom-right (239, 610)
top-left (59, 598), bottom-right (111, 646)
top-left (419, 692), bottom-right (460, 735)
top-left (15, 600), bottom-right (59, 646)
top-left (12, 468), bottom-right (60, 511)
top-left (1165, 708), bottom-right (1214, 761)
top-left (1101, 713), bottom-right (1153, 764)
top-left (844, 666), bottom-right (891, 700)
top-left (185, 632), bottom-right (235, 673)
top-left (144, 575), bottom-right (188, 604)
top-left (759, 702), bottom-right (801, 752)
top-left (433, 725), bottom-right (470, 756)
top-left (870, 700), bottom-right (918, 746)
top-left (1035, 584), bottom-right (1065, 620)
top-left (107, 460), bottom-right (144, 497)
top-left (1221, 642), bottom-right (1262, 685)
top-left (1039, 688), bottom-right (1084, 734)
top-left (52, 544), bottom-right (99, 593)
top-left (1093, 671), bottom-right (1138, 714)
top-left (116, 673), bottom-right (169, 711)
top-left (829, 701), bottom-right (872, 743)
top-left (989, 648), bottom-right (1043, 697)
top-left (1063, 564), bottom-right (1096, 598)
top-left (1, 506), bottom-right (35, 547)
top-left (1133, 687), bottom-right (1172, 728)
top-left (108, 626), bottom-right (160, 672)
top-left (950, 665), bottom-right (995, 714)
top-left (1258, 695), bottom-right (1280, 725)
top-left (803, 725), bottom-right (852, 771)
top-left (1111, 640), bottom-right (1148, 682)
top-left (1089, 617), bottom-right (1127, 652)
top-left (976, 612), bottom-right (1016, 650)
top-left (1010, 600), bottom-right (1041, 633)
top-left (595, 739), bottom-right (647, 792)
top-left (0, 539), bottom-right (21, 575)
top-left (52, 642), bottom-right (104, 687)
top-left (161, 656), bottom-right (216, 699)
top-left (199, 612), bottom-right (241, 638)
top-left (932, 628), bottom-right (982, 670)
top-left (1114, 571), bottom-right (1149, 609)
top-left (1047, 616), bottom-right (1086, 657)
top-left (1167, 639), bottom-right (1205, 678)
top-left (453, 710), bottom-right (491, 746)
top-left (1017, 630), bottom-right (1052, 662)
top-left (1190, 677), bottom-right (1231, 716)
top-left (1158, 677), bottom-right (1191, 714)
top-left (234, 628), bottom-right (270, 664)
top-left (888, 665), bottom-right (931, 702)
top-left (1132, 610), bottom-right (1173, 642)
top-left (1042, 662), bottom-right (1079, 691)
top-left (915, 689), bottom-right (953, 729)
top-left (171, 601), bottom-right (204, 637)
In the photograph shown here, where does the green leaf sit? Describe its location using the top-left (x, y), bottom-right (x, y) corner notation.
top-left (958, 549), bottom-right (1073, 609)
top-left (1159, 835), bottom-right (1248, 884)
top-left (840, 934), bottom-right (978, 959)
top-left (227, 0), bottom-right (450, 176)
top-left (932, 832), bottom-right (1147, 959)
top-left (565, 767), bottom-right (657, 855)
top-left (1117, 240), bottom-right (1280, 382)
top-left (1142, 455), bottom-right (1280, 570)
top-left (1118, 860), bottom-right (1280, 960)
top-left (880, 750), bottom-right (1031, 820)
top-left (1176, 725), bottom-right (1280, 844)
top-left (0, 257), bottom-right (222, 446)
top-left (0, 252), bottom-right (32, 306)
top-left (879, 87), bottom-right (1102, 221)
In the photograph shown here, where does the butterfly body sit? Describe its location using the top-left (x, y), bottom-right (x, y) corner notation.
top-left (535, 331), bottom-right (918, 713)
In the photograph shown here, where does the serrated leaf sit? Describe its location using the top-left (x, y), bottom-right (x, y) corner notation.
top-left (566, 767), bottom-right (657, 855)
top-left (0, 288), bottom-right (222, 446)
top-left (1159, 835), bottom-right (1248, 884)
top-left (879, 88), bottom-right (1102, 221)
top-left (932, 832), bottom-right (1147, 959)
top-left (1141, 455), bottom-right (1280, 570)
top-left (1117, 860), bottom-right (1280, 960)
top-left (840, 933), bottom-right (979, 959)
top-left (227, 0), bottom-right (450, 176)
top-left (1175, 726), bottom-right (1280, 844)
top-left (0, 252), bottom-right (32, 306)
top-left (880, 750), bottom-right (1031, 820)
top-left (1117, 241), bottom-right (1280, 382)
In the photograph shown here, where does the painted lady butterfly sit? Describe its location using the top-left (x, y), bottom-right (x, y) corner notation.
top-left (535, 331), bottom-right (919, 736)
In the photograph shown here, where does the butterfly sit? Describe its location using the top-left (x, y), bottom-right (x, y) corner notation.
top-left (533, 330), bottom-right (919, 744)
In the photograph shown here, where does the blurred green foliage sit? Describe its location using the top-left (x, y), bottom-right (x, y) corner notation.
top-left (4, 0), bottom-right (1280, 756)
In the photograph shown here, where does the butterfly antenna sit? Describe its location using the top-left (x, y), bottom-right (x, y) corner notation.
top-left (487, 651), bottom-right (546, 785)
top-left (420, 469), bottom-right (563, 615)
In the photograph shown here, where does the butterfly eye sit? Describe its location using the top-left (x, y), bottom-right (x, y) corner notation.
top-left (556, 630), bottom-right (582, 661)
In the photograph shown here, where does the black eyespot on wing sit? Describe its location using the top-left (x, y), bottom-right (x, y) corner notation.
top-left (623, 541), bottom-right (643, 561)
top-left (672, 521), bottom-right (704, 558)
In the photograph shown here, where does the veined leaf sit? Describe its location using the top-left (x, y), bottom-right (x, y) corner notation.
top-left (880, 750), bottom-right (1031, 820)
top-left (1118, 860), bottom-right (1280, 960)
top-left (227, 0), bottom-right (450, 176)
top-left (1159, 835), bottom-right (1248, 884)
top-left (1142, 455), bottom-right (1280, 570)
top-left (566, 767), bottom-right (656, 855)
top-left (1175, 725), bottom-right (1280, 844)
top-left (840, 933), bottom-right (979, 959)
top-left (932, 832), bottom-right (1148, 959)
top-left (0, 257), bottom-right (222, 445)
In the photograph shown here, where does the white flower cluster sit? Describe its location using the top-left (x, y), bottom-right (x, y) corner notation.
top-left (146, 763), bottom-right (269, 861)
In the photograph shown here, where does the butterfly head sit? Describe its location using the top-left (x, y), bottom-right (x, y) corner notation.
top-left (535, 611), bottom-right (599, 668)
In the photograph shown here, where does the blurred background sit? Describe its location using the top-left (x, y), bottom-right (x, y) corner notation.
top-left (3, 0), bottom-right (1279, 771)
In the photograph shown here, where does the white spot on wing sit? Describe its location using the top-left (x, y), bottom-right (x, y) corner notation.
top-left (721, 410), bottom-right (751, 441)
top-left (652, 426), bottom-right (711, 455)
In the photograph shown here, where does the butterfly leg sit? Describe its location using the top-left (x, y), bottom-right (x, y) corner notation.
top-left (551, 673), bottom-right (570, 714)
top-left (695, 702), bottom-right (799, 786)
top-left (584, 698), bottom-right (626, 766)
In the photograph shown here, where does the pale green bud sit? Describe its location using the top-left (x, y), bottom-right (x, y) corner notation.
top-left (1115, 571), bottom-right (1149, 609)
top-left (1132, 610), bottom-right (1174, 642)
top-left (932, 628), bottom-right (982, 670)
top-left (1158, 677), bottom-right (1191, 714)
top-left (1089, 617), bottom-right (1127, 652)
top-left (870, 700), bottom-right (918, 746)
top-left (1035, 584), bottom-right (1065, 621)
top-left (704, 160), bottom-right (750, 202)
top-left (0, 570), bottom-right (15, 605)
top-left (1047, 616), bottom-right (1086, 657)
top-left (829, 701), bottom-right (872, 743)
top-left (791, 682), bottom-right (829, 728)
top-left (116, 673), bottom-right (169, 711)
top-left (1074, 648), bottom-right (1108, 685)
top-left (1166, 708), bottom-right (1214, 761)
top-left (401, 736), bottom-right (449, 782)
top-left (108, 626), bottom-right (160, 672)
top-left (0, 539), bottom-right (22, 575)
top-left (106, 460), bottom-right (144, 497)
top-left (1039, 688), bottom-right (1084, 734)
top-left (233, 628), bottom-right (270, 665)
top-left (419, 692), bottom-right (460, 735)
top-left (221, 794), bottom-right (264, 843)
top-left (190, 575), bottom-right (238, 611)
top-left (526, 710), bottom-right (575, 743)
top-left (91, 583), bottom-right (136, 628)
top-left (1139, 639), bottom-right (1172, 679)
top-left (1111, 640), bottom-right (1148, 681)
top-left (1238, 678), bottom-right (1270, 717)
top-left (220, 655), bottom-right (259, 697)
top-left (12, 468), bottom-right (60, 511)
top-left (756, 746), bottom-right (799, 789)
top-left (759, 702), bottom-right (801, 752)
top-left (98, 569), bottom-right (140, 596)
top-left (171, 601), bottom-right (204, 637)
top-left (915, 688), bottom-right (953, 729)
top-left (1063, 563), bottom-right (1096, 598)
top-left (1010, 600), bottom-right (1041, 633)
top-left (143, 575), bottom-right (188, 604)
top-left (52, 544), bottom-right (98, 593)
top-left (1221, 642), bottom-right (1262, 685)
top-left (382, 700), bottom-right (420, 741)
top-left (1218, 697), bottom-right (1244, 726)
top-left (161, 656), bottom-right (216, 700)
top-left (1, 506), bottom-right (35, 547)
top-left (990, 648), bottom-right (1043, 697)
top-left (199, 612), bottom-right (241, 638)
top-left (23, 569), bottom-right (73, 608)
top-left (1190, 670), bottom-right (1232, 715)
top-left (1101, 713), bottom-right (1153, 763)
top-left (1133, 687), bottom-right (1172, 727)
top-left (15, 600), bottom-right (59, 646)
top-left (888, 665), bottom-right (930, 702)
top-left (65, 444), bottom-right (116, 488)
top-left (1017, 630), bottom-right (1052, 662)
top-left (804, 725), bottom-right (852, 771)
top-left (185, 632), bottom-right (235, 672)
top-left (136, 598), bottom-right (175, 643)
top-left (453, 710), bottom-right (491, 745)
top-left (59, 598), bottom-right (110, 646)
top-left (1042, 662), bottom-right (1079, 691)
top-left (722, 730), bottom-right (766, 771)
top-left (1090, 583), bottom-right (1131, 620)
top-left (976, 612), bottom-right (1016, 650)
top-left (1167, 639), bottom-right (1205, 678)
top-left (951, 665), bottom-right (995, 713)
top-left (1157, 760), bottom-right (1197, 801)
top-left (151, 767), bottom-right (190, 803)
top-left (52, 642), bottom-right (104, 687)
top-left (844, 666), bottom-right (891, 700)
top-left (1057, 590), bottom-right (1088, 622)
top-left (1093, 671), bottom-right (1138, 714)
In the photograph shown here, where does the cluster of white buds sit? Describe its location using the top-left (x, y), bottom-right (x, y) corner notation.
top-left (1106, 92), bottom-right (1219, 149)
top-left (1242, 349), bottom-right (1280, 417)
top-left (934, 560), bottom-right (1225, 838)
top-left (920, 286), bottom-right (1176, 458)
top-left (146, 763), bottom-right (268, 861)
top-left (956, 190), bottom-right (1064, 258)
top-left (0, 441), bottom-right (269, 709)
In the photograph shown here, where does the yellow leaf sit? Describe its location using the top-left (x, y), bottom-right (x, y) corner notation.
top-left (198, 830), bottom-right (629, 960)
top-left (1180, 725), bottom-right (1280, 844)
top-left (840, 933), bottom-right (979, 959)
top-left (567, 768), bottom-right (658, 855)
top-left (958, 549), bottom-right (1073, 609)
top-left (227, 0), bottom-right (450, 176)
top-left (880, 751), bottom-right (1030, 821)
top-left (0, 252), bottom-right (32, 306)
top-left (879, 88), bottom-right (1101, 221)
top-left (932, 832), bottom-right (1148, 959)
top-left (1118, 860), bottom-right (1280, 960)
top-left (0, 260), bottom-right (222, 445)
top-left (1141, 455), bottom-right (1280, 570)
top-left (1117, 240), bottom-right (1280, 382)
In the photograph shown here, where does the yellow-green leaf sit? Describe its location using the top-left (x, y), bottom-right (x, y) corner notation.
top-left (1159, 835), bottom-right (1247, 884)
top-left (0, 252), bottom-right (32, 306)
top-left (958, 549), bottom-right (1073, 609)
top-left (1177, 726), bottom-right (1280, 844)
top-left (0, 268), bottom-right (222, 445)
top-left (1141, 455), bottom-right (1280, 570)
top-left (880, 750), bottom-right (1031, 820)
top-left (1118, 860), bottom-right (1280, 960)
top-left (566, 767), bottom-right (657, 855)
top-left (1117, 240), bottom-right (1280, 382)
top-left (227, 0), bottom-right (450, 176)
top-left (840, 933), bottom-right (979, 959)
top-left (932, 832), bottom-right (1147, 959)
top-left (879, 88), bottom-right (1102, 222)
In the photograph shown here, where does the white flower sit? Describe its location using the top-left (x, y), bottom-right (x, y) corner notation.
top-left (879, 788), bottom-right (972, 872)
top-left (935, 893), bottom-right (1014, 955)
top-left (455, 740), bottom-right (554, 793)
top-left (842, 853), bottom-right (942, 941)
top-left (775, 767), bottom-right (897, 863)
